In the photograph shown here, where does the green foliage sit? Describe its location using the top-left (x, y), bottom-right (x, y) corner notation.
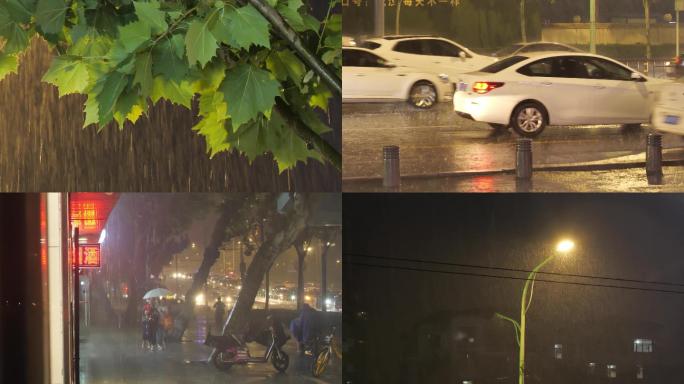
top-left (0, 0), bottom-right (341, 171)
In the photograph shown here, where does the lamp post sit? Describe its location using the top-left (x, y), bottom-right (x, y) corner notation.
top-left (497, 239), bottom-right (575, 384)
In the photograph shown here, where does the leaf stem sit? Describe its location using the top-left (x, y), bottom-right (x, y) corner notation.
top-left (243, 0), bottom-right (341, 96)
top-left (317, 1), bottom-right (334, 53)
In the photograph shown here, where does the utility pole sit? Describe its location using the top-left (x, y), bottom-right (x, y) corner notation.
top-left (374, 0), bottom-right (384, 37)
top-left (590, 0), bottom-right (597, 53)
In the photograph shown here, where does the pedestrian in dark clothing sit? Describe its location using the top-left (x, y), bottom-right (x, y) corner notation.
top-left (213, 296), bottom-right (226, 332)
top-left (290, 303), bottom-right (320, 352)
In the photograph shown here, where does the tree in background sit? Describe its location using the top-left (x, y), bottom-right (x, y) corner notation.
top-left (97, 194), bottom-right (211, 325)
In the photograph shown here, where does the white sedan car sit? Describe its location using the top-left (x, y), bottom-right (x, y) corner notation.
top-left (453, 52), bottom-right (670, 136)
top-left (342, 47), bottom-right (452, 109)
top-left (358, 35), bottom-right (496, 84)
top-left (652, 80), bottom-right (684, 135)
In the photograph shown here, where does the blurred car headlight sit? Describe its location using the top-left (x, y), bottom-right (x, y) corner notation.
top-left (438, 73), bottom-right (450, 83)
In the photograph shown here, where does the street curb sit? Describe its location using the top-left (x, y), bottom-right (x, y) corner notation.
top-left (343, 159), bottom-right (684, 183)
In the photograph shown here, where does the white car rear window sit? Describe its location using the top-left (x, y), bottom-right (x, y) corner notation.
top-left (480, 56), bottom-right (528, 73)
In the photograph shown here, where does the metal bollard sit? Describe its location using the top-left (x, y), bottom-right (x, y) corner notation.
top-left (646, 133), bottom-right (663, 176)
top-left (516, 139), bottom-right (533, 179)
top-left (383, 145), bottom-right (400, 188)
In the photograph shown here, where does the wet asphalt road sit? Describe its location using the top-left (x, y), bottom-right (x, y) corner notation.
top-left (342, 102), bottom-right (684, 180)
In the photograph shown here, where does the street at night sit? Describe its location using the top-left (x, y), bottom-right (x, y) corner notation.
top-left (344, 194), bottom-right (684, 383)
top-left (0, 193), bottom-right (342, 384)
top-left (343, 102), bottom-right (684, 191)
top-left (342, 0), bottom-right (684, 192)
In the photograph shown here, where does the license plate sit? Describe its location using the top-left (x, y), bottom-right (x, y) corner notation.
top-left (457, 82), bottom-right (468, 92)
top-left (665, 115), bottom-right (680, 125)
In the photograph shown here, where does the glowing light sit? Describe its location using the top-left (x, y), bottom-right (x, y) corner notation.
top-left (556, 239), bottom-right (575, 253)
top-left (305, 295), bottom-right (311, 301)
top-left (195, 293), bottom-right (205, 306)
top-left (290, 295), bottom-right (296, 301)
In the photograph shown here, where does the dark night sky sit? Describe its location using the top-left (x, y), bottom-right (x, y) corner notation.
top-left (343, 193), bottom-right (684, 383)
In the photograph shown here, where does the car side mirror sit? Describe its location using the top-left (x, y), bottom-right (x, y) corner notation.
top-left (631, 72), bottom-right (646, 82)
top-left (384, 62), bottom-right (396, 68)
top-left (459, 51), bottom-right (467, 59)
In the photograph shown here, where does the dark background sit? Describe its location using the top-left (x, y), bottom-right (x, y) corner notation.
top-left (343, 194), bottom-right (684, 383)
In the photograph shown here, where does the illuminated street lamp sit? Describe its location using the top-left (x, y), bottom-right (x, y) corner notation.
top-left (496, 239), bottom-right (575, 384)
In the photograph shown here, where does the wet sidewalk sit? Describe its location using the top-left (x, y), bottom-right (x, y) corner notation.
top-left (79, 323), bottom-right (341, 384)
top-left (343, 166), bottom-right (684, 192)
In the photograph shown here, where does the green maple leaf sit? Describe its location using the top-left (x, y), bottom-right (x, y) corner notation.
top-left (150, 76), bottom-right (193, 108)
top-left (0, 5), bottom-right (28, 53)
top-left (211, 4), bottom-right (270, 50)
top-left (220, 63), bottom-right (280, 129)
top-left (0, 53), bottom-right (19, 81)
top-left (83, 93), bottom-right (99, 128)
top-left (233, 120), bottom-right (268, 162)
top-left (265, 110), bottom-right (317, 172)
top-left (151, 34), bottom-right (187, 81)
top-left (35, 0), bottom-right (67, 34)
top-left (42, 56), bottom-right (90, 97)
top-left (277, 0), bottom-right (310, 32)
top-left (266, 49), bottom-right (305, 88)
top-left (133, 0), bottom-right (167, 34)
top-left (95, 71), bottom-right (130, 126)
top-left (5, 0), bottom-right (33, 23)
top-left (185, 18), bottom-right (218, 68)
top-left (193, 102), bottom-right (230, 157)
top-left (133, 51), bottom-right (153, 98)
top-left (118, 20), bottom-right (152, 53)
top-left (112, 86), bottom-right (143, 128)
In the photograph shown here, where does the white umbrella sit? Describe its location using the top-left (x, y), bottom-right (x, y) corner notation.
top-left (143, 288), bottom-right (173, 300)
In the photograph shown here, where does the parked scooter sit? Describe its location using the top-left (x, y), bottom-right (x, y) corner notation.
top-left (205, 316), bottom-right (290, 373)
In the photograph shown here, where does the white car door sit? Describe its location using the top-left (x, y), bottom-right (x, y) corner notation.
top-left (388, 39), bottom-right (475, 79)
top-left (515, 56), bottom-right (599, 125)
top-left (421, 39), bottom-right (480, 74)
top-left (342, 49), bottom-right (404, 100)
top-left (582, 57), bottom-right (651, 124)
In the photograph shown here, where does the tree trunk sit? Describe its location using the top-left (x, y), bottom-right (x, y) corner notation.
top-left (295, 243), bottom-right (306, 310)
top-left (172, 195), bottom-right (260, 340)
top-left (520, 0), bottom-right (527, 43)
top-left (222, 194), bottom-right (311, 337)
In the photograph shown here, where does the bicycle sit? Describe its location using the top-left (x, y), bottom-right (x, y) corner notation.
top-left (308, 326), bottom-right (341, 377)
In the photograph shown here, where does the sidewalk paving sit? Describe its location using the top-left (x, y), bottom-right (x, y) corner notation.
top-left (343, 166), bottom-right (684, 192)
top-left (79, 323), bottom-right (341, 384)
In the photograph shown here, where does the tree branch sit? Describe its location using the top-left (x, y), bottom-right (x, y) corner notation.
top-left (245, 0), bottom-right (341, 96)
top-left (275, 97), bottom-right (341, 171)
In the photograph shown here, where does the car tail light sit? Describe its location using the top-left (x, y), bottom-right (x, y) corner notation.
top-left (472, 81), bottom-right (504, 94)
top-left (674, 56), bottom-right (683, 66)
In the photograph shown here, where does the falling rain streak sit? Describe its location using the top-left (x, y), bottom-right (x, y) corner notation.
top-left (0, 40), bottom-right (340, 192)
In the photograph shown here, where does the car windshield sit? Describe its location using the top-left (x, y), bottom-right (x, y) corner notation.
top-left (479, 55), bottom-right (528, 73)
top-left (494, 44), bottom-right (522, 57)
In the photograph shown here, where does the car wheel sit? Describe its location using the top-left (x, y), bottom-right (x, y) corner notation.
top-left (511, 102), bottom-right (547, 137)
top-left (409, 81), bottom-right (437, 109)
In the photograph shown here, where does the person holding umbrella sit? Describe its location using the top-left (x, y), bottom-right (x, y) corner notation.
top-left (142, 288), bottom-right (172, 351)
